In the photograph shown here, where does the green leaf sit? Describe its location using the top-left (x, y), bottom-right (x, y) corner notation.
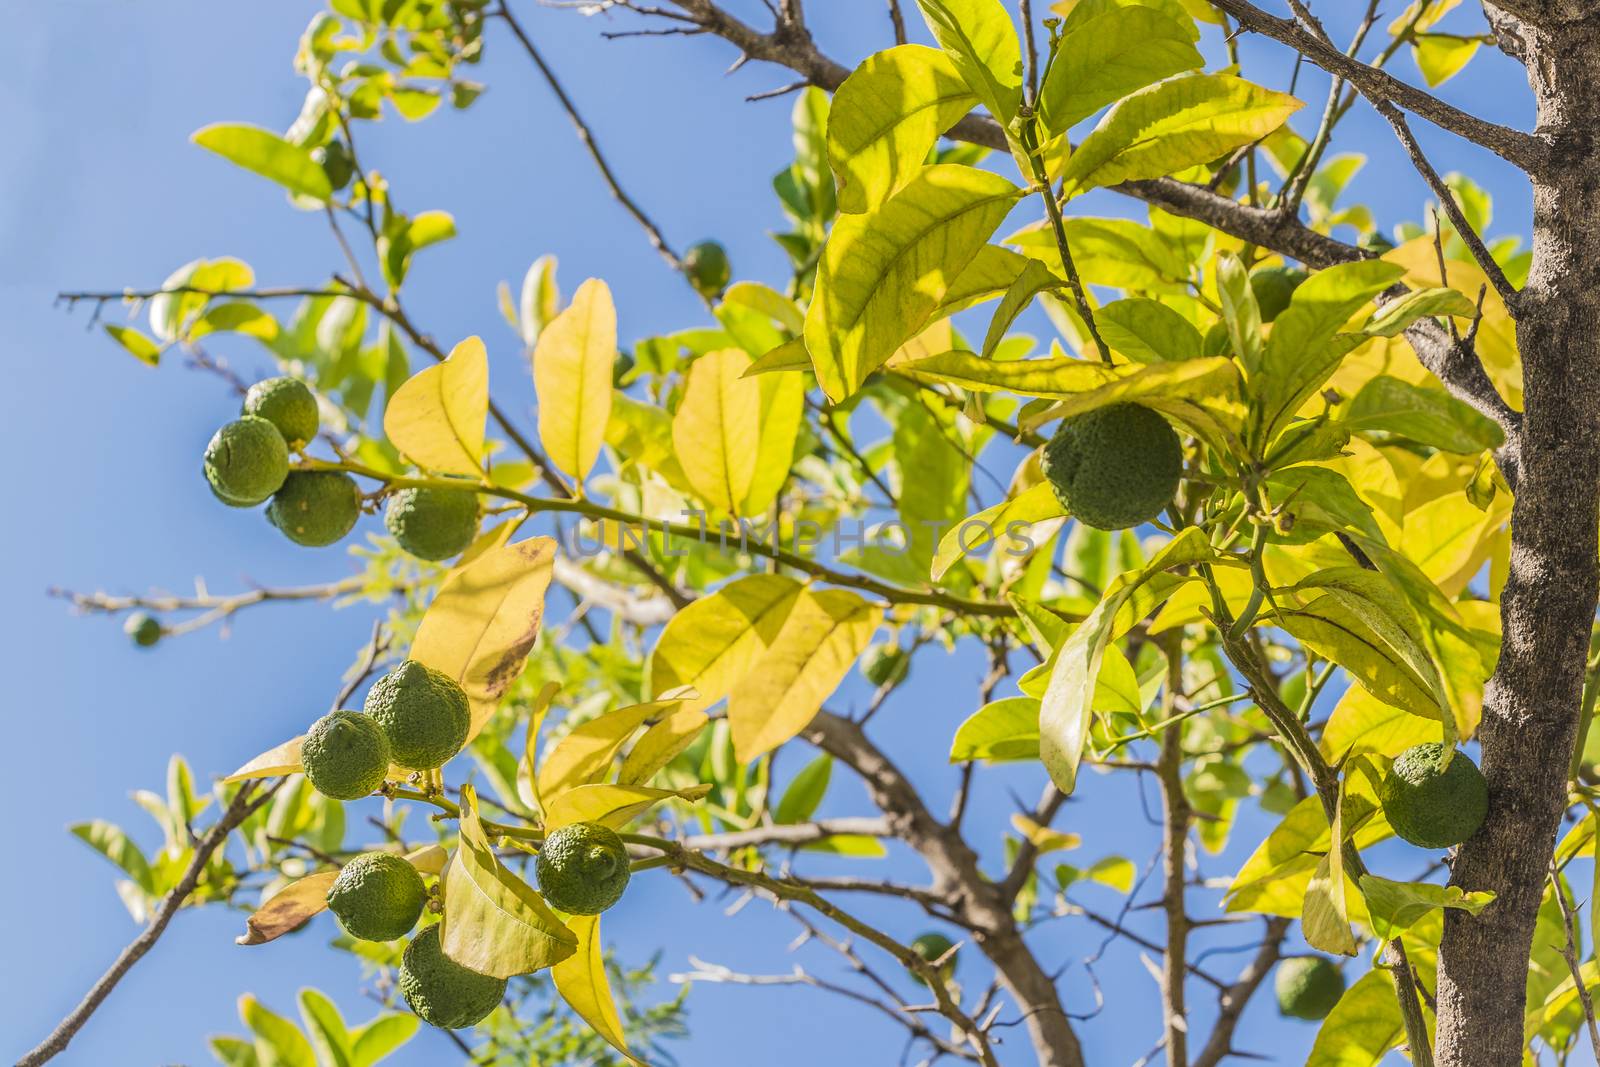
top-left (1216, 253), bottom-right (1262, 374)
top-left (982, 259), bottom-right (1064, 358)
top-left (1362, 286), bottom-right (1477, 337)
top-left (1414, 34), bottom-right (1481, 87)
top-left (192, 124), bottom-right (332, 201)
top-left (775, 754), bottom-right (833, 824)
top-left (828, 45), bottom-right (978, 214)
top-left (950, 696), bottom-right (1041, 762)
top-left (1359, 873), bottom-right (1495, 941)
top-left (1305, 970), bottom-right (1402, 1066)
top-left (349, 1014), bottom-right (418, 1067)
top-left (71, 821), bottom-right (156, 894)
top-left (210, 1036), bottom-right (261, 1067)
top-left (1040, 529), bottom-right (1211, 793)
top-left (913, 0), bottom-right (1023, 122)
top-left (239, 994), bottom-right (316, 1067)
top-left (439, 785), bottom-right (578, 978)
top-left (297, 989), bottom-right (353, 1067)
top-left (1097, 298), bottom-right (1204, 363)
top-left (1346, 375), bottom-right (1505, 453)
top-left (805, 165), bottom-right (1021, 401)
top-left (1254, 259), bottom-right (1406, 448)
top-left (1058, 74), bottom-right (1301, 195)
top-left (104, 324), bottom-right (162, 366)
top-left (1038, 5), bottom-right (1203, 135)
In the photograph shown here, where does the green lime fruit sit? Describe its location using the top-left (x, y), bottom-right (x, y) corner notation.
top-left (536, 821), bottom-right (630, 915)
top-left (124, 612), bottom-right (162, 648)
top-left (203, 416), bottom-right (288, 507)
top-left (1042, 404), bottom-right (1182, 531)
top-left (860, 643), bottom-right (909, 688)
top-left (1275, 956), bottom-right (1345, 1021)
top-left (384, 486), bottom-right (480, 561)
top-left (243, 376), bottom-right (320, 448)
top-left (311, 140), bottom-right (354, 190)
top-left (364, 660), bottom-right (471, 771)
top-left (399, 925), bottom-right (507, 1030)
top-left (302, 710), bottom-right (391, 801)
top-left (1249, 265), bottom-right (1310, 324)
top-left (326, 852), bottom-right (426, 942)
top-left (684, 241), bottom-right (731, 298)
top-left (267, 471), bottom-right (361, 547)
top-left (910, 932), bottom-right (958, 985)
top-left (1379, 743), bottom-right (1489, 849)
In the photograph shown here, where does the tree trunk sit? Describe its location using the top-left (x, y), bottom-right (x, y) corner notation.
top-left (1435, 15), bottom-right (1600, 1063)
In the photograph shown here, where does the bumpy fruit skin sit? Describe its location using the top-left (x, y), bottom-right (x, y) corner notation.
top-left (364, 660), bottom-right (471, 771)
top-left (267, 471), bottom-right (361, 547)
top-left (860, 643), bottom-right (910, 688)
top-left (1275, 956), bottom-right (1345, 1021)
top-left (243, 377), bottom-right (320, 448)
top-left (1379, 743), bottom-right (1489, 849)
top-left (684, 241), bottom-right (731, 298)
top-left (384, 487), bottom-right (480, 561)
top-left (399, 925), bottom-right (507, 1030)
top-left (536, 821), bottom-right (630, 915)
top-left (326, 852), bottom-right (426, 941)
top-left (910, 932), bottom-right (958, 985)
top-left (1249, 266), bottom-right (1309, 323)
top-left (204, 416), bottom-right (288, 507)
top-left (124, 612), bottom-right (162, 648)
top-left (302, 710), bottom-right (391, 801)
top-left (1041, 404), bottom-right (1182, 531)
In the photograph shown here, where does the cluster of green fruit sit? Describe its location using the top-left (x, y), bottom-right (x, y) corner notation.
top-left (200, 375), bottom-right (482, 559)
top-left (301, 660), bottom-right (470, 799)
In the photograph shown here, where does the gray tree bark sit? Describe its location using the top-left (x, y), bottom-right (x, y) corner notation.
top-left (1436, 11), bottom-right (1600, 1064)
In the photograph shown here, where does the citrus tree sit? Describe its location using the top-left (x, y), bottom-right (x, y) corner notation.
top-left (24, 1), bottom-right (1600, 1065)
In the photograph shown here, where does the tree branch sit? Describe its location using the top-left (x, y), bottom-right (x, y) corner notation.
top-left (1209, 0), bottom-right (1545, 172)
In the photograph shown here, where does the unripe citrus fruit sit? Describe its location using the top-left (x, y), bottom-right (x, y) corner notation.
top-left (536, 821), bottom-right (630, 915)
top-left (399, 925), bottom-right (507, 1030)
top-left (1275, 956), bottom-right (1345, 1020)
top-left (326, 852), bottom-right (426, 942)
top-left (684, 241), bottom-right (731, 298)
top-left (364, 660), bottom-right (471, 771)
top-left (267, 471), bottom-right (361, 547)
top-left (243, 377), bottom-right (320, 448)
top-left (910, 932), bottom-right (958, 985)
top-left (1379, 743), bottom-right (1488, 849)
top-left (1042, 404), bottom-right (1182, 531)
top-left (384, 486), bottom-right (479, 561)
top-left (302, 710), bottom-right (390, 801)
top-left (204, 416), bottom-right (288, 507)
top-left (124, 612), bottom-right (162, 648)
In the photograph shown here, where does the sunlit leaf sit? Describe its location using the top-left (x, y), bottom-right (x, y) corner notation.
top-left (543, 782), bottom-right (712, 831)
top-left (225, 736), bottom-right (305, 782)
top-left (538, 697), bottom-right (688, 800)
top-left (1038, 5), bottom-right (1203, 135)
top-left (192, 123), bottom-right (332, 201)
top-left (913, 0), bottom-right (1023, 122)
top-left (951, 696), bottom-right (1042, 761)
top-left (534, 278), bottom-right (616, 483)
top-left (237, 871), bottom-right (339, 946)
top-left (1359, 873), bottom-right (1494, 941)
top-left (649, 574), bottom-right (804, 713)
top-left (552, 914), bottom-right (636, 1063)
top-left (672, 348), bottom-right (762, 515)
top-left (383, 335), bottom-right (488, 476)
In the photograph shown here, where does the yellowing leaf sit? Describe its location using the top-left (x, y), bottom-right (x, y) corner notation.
top-left (913, 0), bottom-right (1023, 122)
top-left (829, 45), bottom-right (976, 213)
top-left (543, 782), bottom-right (711, 831)
top-left (1011, 813), bottom-right (1081, 854)
top-left (533, 278), bottom-right (616, 483)
top-left (439, 785), bottom-right (577, 978)
top-left (1038, 5), bottom-right (1203, 135)
top-left (553, 914), bottom-right (636, 1063)
top-left (237, 870), bottom-right (339, 946)
top-left (950, 697), bottom-right (1041, 762)
top-left (384, 335), bottom-right (488, 475)
top-left (805, 165), bottom-right (1021, 402)
top-left (104, 324), bottom-right (162, 366)
top-left (728, 589), bottom-right (882, 762)
top-left (1320, 686), bottom-right (1437, 762)
top-left (1040, 529), bottom-right (1211, 794)
top-left (618, 705), bottom-right (710, 785)
top-left (650, 574), bottom-right (804, 713)
top-left (411, 537), bottom-right (556, 740)
top-left (516, 681), bottom-right (562, 815)
top-left (1301, 793), bottom-right (1358, 956)
top-left (224, 736), bottom-right (304, 782)
top-left (672, 348), bottom-right (761, 515)
top-left (932, 482), bottom-right (1065, 581)
top-left (744, 370), bottom-right (805, 516)
top-left (538, 698), bottom-right (687, 800)
top-left (1414, 34), bottom-right (1481, 87)
top-left (192, 123), bottom-right (332, 201)
top-left (1058, 74), bottom-right (1301, 194)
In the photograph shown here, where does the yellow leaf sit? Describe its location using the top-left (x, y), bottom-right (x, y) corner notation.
top-left (224, 736), bottom-right (304, 782)
top-left (650, 574), bottom-right (804, 713)
top-left (538, 698), bottom-right (688, 800)
top-left (383, 335), bottom-right (488, 475)
top-left (517, 682), bottom-right (562, 815)
top-left (440, 785), bottom-right (577, 978)
top-left (553, 914), bottom-right (636, 1063)
top-left (543, 782), bottom-right (712, 831)
top-left (1011, 813), bottom-right (1081, 854)
top-left (728, 589), bottom-right (882, 762)
top-left (1321, 686), bottom-right (1438, 762)
top-left (411, 537), bottom-right (556, 741)
top-left (932, 482), bottom-right (1065, 581)
top-left (618, 705), bottom-right (710, 785)
top-left (672, 348), bottom-right (762, 515)
top-left (533, 278), bottom-right (616, 483)
top-left (744, 371), bottom-right (805, 516)
top-left (1301, 782), bottom-right (1358, 956)
top-left (236, 870), bottom-right (338, 945)
top-left (405, 844), bottom-right (450, 876)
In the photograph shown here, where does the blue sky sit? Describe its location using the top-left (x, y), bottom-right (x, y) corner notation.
top-left (0, 2), bottom-right (1544, 1064)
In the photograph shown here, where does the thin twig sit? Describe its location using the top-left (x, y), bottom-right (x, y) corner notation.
top-left (1549, 863), bottom-right (1600, 1063)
